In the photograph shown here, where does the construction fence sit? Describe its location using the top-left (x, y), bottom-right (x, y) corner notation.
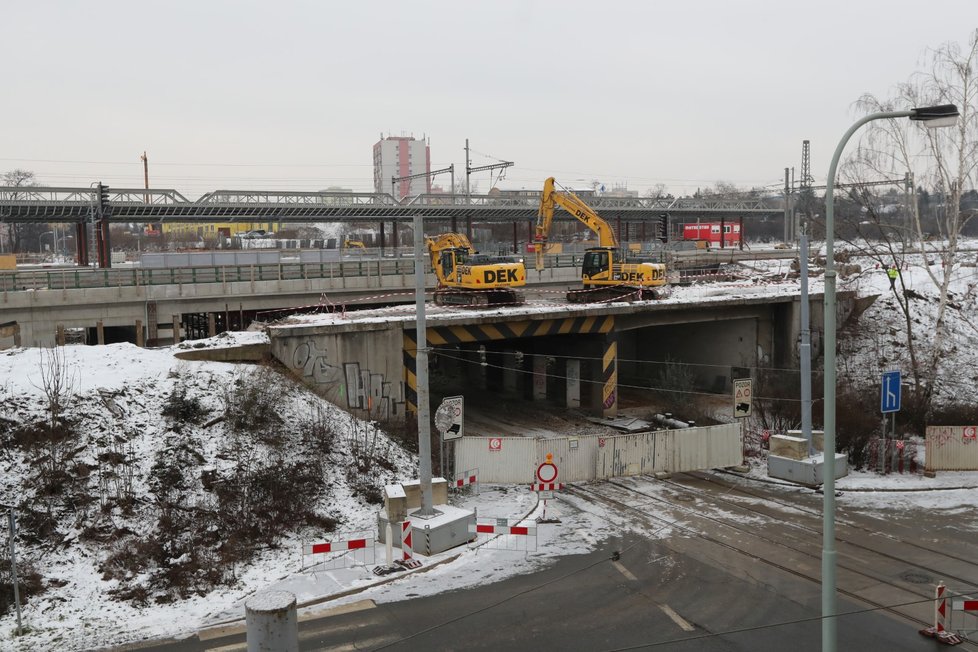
top-left (454, 423), bottom-right (741, 485)
top-left (925, 425), bottom-right (978, 472)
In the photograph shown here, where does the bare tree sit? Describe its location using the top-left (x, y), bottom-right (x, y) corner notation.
top-left (2, 169), bottom-right (46, 253)
top-left (33, 346), bottom-right (75, 429)
top-left (844, 29), bottom-right (978, 412)
top-left (644, 183), bottom-right (672, 200)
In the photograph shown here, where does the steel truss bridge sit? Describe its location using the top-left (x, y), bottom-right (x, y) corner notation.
top-left (0, 186), bottom-right (784, 224)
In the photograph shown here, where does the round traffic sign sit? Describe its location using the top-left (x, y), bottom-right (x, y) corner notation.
top-left (536, 462), bottom-right (558, 483)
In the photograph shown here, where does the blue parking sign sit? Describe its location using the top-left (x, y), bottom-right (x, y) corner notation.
top-left (881, 371), bottom-right (901, 413)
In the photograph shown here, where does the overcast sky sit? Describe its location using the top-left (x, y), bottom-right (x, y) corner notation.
top-left (1, 1), bottom-right (974, 198)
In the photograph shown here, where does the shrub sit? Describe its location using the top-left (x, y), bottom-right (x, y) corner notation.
top-left (0, 556), bottom-right (44, 618)
top-left (222, 367), bottom-right (287, 444)
top-left (161, 381), bottom-right (207, 424)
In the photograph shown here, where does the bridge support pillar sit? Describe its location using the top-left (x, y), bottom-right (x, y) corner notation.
top-left (96, 320), bottom-right (105, 345)
top-left (208, 313), bottom-right (217, 338)
top-left (75, 222), bottom-right (89, 267)
top-left (147, 302), bottom-right (158, 346)
top-left (172, 315), bottom-right (181, 344)
top-left (532, 354), bottom-right (547, 401)
top-left (135, 319), bottom-right (144, 347)
top-left (96, 216), bottom-right (112, 268)
top-left (502, 351), bottom-right (519, 394)
top-left (566, 359), bottom-right (581, 408)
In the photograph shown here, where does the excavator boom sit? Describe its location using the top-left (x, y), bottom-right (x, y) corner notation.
top-left (536, 177), bottom-right (619, 271)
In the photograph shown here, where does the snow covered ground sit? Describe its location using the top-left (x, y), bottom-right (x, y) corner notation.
top-left (1, 244), bottom-right (977, 651)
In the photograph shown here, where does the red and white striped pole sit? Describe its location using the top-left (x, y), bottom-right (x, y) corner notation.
top-left (936, 581), bottom-right (947, 633)
top-left (401, 520), bottom-right (413, 561)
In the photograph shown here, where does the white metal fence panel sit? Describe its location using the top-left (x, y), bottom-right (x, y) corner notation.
top-left (455, 437), bottom-right (538, 484)
top-left (925, 426), bottom-right (978, 471)
top-left (457, 423), bottom-right (742, 484)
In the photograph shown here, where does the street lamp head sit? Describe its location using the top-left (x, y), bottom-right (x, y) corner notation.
top-left (909, 103), bottom-right (960, 128)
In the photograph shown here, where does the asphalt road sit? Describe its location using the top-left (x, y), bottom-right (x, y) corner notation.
top-left (125, 479), bottom-right (974, 652)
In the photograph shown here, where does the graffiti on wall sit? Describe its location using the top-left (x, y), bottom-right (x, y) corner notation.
top-left (291, 339), bottom-right (403, 420)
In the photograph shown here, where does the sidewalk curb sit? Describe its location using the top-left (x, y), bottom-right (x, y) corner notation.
top-left (196, 552), bottom-right (463, 637)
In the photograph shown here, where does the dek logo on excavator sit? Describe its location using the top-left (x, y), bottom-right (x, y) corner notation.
top-left (483, 269), bottom-right (519, 283)
top-left (614, 271), bottom-right (645, 282)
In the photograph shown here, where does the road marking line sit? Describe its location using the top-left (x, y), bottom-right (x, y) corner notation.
top-left (318, 635), bottom-right (399, 650)
top-left (612, 560), bottom-right (638, 581)
top-left (299, 599), bottom-right (376, 621)
top-left (198, 599), bottom-right (377, 641)
top-left (658, 603), bottom-right (695, 632)
top-left (199, 624), bottom-right (245, 641)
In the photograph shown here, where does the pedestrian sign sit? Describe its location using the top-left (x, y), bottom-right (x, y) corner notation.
top-left (881, 371), bottom-right (901, 414)
top-left (733, 378), bottom-right (752, 418)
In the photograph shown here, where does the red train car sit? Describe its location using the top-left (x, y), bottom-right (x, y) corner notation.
top-left (682, 222), bottom-right (741, 247)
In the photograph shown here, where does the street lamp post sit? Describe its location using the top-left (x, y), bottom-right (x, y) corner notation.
top-left (821, 103), bottom-right (958, 652)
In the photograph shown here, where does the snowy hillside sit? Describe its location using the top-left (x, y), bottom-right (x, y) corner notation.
top-left (0, 336), bottom-right (415, 650)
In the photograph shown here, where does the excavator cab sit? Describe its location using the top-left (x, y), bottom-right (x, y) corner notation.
top-left (440, 250), bottom-right (457, 279)
top-left (582, 249), bottom-right (610, 281)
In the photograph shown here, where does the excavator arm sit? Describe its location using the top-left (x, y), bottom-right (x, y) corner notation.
top-left (535, 177), bottom-right (618, 270)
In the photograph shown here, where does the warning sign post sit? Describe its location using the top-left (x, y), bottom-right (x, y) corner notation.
top-left (533, 454), bottom-right (562, 524)
top-left (733, 378), bottom-right (752, 418)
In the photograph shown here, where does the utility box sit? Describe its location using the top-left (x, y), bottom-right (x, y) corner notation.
top-left (377, 504), bottom-right (476, 555)
top-left (768, 453), bottom-right (848, 487)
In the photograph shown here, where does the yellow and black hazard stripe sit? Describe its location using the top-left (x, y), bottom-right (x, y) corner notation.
top-left (602, 334), bottom-right (618, 417)
top-left (403, 330), bottom-right (419, 414)
top-left (426, 314), bottom-right (613, 345)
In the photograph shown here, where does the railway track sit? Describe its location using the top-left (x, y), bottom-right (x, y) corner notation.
top-left (565, 475), bottom-right (978, 647)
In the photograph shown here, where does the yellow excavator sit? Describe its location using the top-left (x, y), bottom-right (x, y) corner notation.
top-left (426, 233), bottom-right (526, 307)
top-left (535, 177), bottom-right (669, 302)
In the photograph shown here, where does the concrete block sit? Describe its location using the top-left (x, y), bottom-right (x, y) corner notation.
top-left (384, 484), bottom-right (407, 523)
top-left (786, 430), bottom-right (824, 452)
top-left (770, 434), bottom-right (808, 460)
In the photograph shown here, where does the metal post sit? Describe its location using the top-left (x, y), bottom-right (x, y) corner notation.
top-left (799, 234), bottom-right (813, 456)
top-left (8, 509), bottom-right (22, 635)
top-left (823, 109), bottom-right (913, 652)
top-left (784, 168), bottom-right (791, 243)
top-left (413, 212), bottom-right (435, 515)
top-left (464, 139), bottom-right (471, 204)
top-left (245, 590), bottom-right (298, 652)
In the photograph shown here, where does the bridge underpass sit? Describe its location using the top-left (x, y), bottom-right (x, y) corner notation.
top-left (267, 291), bottom-right (852, 424)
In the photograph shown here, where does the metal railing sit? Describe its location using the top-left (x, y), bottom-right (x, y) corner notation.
top-left (0, 255), bottom-right (588, 292)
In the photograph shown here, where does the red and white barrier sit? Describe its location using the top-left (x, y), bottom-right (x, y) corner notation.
top-left (919, 581), bottom-right (963, 644)
top-left (303, 538), bottom-right (369, 555)
top-left (470, 519), bottom-right (536, 537)
top-left (937, 582), bottom-right (948, 632)
top-left (401, 520), bottom-right (413, 561)
top-left (301, 532), bottom-right (375, 570)
top-left (453, 468), bottom-right (479, 491)
top-left (531, 482), bottom-right (564, 492)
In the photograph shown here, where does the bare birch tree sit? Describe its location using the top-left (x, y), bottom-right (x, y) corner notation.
top-left (843, 29), bottom-right (978, 411)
